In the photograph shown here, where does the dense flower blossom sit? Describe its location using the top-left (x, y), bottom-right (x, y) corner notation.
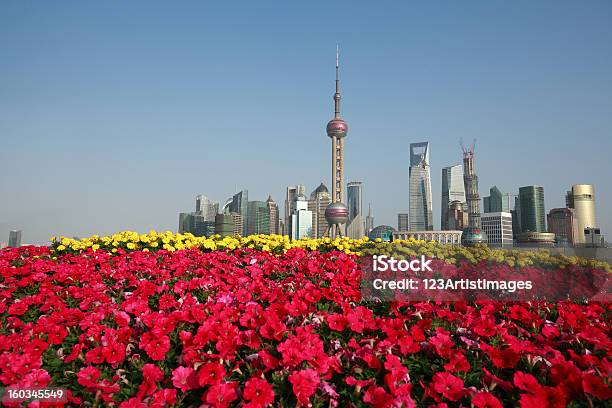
top-left (0, 240), bottom-right (610, 406)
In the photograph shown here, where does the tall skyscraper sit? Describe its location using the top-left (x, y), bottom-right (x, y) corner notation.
top-left (285, 185), bottom-right (305, 237)
top-left (324, 47), bottom-right (349, 237)
top-left (246, 201), bottom-right (270, 236)
top-left (291, 195), bottom-right (313, 240)
top-left (231, 190), bottom-right (249, 236)
top-left (347, 182), bottom-right (363, 222)
top-left (308, 183), bottom-right (331, 238)
top-left (266, 195), bottom-right (280, 235)
top-left (441, 165), bottom-right (466, 230)
top-left (365, 204), bottom-right (374, 234)
top-left (397, 213), bottom-right (409, 231)
top-left (195, 195), bottom-right (219, 221)
top-left (179, 196), bottom-right (218, 237)
top-left (518, 185), bottom-right (546, 233)
top-left (214, 214), bottom-right (234, 238)
top-left (461, 140), bottom-right (481, 228)
top-left (346, 181), bottom-right (365, 239)
top-left (409, 142), bottom-right (433, 231)
top-left (483, 186), bottom-right (515, 213)
top-left (565, 184), bottom-right (597, 244)
top-left (8, 230), bottom-right (22, 247)
top-left (447, 201), bottom-right (468, 230)
top-left (547, 208), bottom-right (578, 246)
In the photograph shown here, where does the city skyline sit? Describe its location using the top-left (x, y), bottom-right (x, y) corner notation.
top-left (2, 1), bottom-right (611, 244)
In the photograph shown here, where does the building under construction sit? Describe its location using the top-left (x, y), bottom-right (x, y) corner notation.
top-left (461, 140), bottom-right (481, 229)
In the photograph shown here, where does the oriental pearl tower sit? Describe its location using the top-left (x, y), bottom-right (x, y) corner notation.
top-left (324, 47), bottom-right (349, 238)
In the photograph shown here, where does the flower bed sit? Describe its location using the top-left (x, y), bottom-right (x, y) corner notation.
top-left (1, 235), bottom-right (611, 407)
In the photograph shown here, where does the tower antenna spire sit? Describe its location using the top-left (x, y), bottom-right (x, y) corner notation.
top-left (334, 45), bottom-right (341, 118)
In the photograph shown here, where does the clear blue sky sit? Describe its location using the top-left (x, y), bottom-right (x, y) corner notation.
top-left (1, 1), bottom-right (611, 244)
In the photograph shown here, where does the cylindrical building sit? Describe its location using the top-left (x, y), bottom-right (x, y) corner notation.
top-left (566, 184), bottom-right (597, 244)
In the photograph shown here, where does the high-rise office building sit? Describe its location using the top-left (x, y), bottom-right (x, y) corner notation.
top-left (291, 195), bottom-right (313, 240)
top-left (481, 212), bottom-right (513, 247)
top-left (409, 142), bottom-right (433, 231)
top-left (483, 186), bottom-right (515, 214)
top-left (441, 165), bottom-right (466, 230)
top-left (447, 201), bottom-right (468, 230)
top-left (195, 195), bottom-right (219, 221)
top-left (347, 182), bottom-right (363, 222)
top-left (346, 181), bottom-right (364, 239)
top-left (461, 141), bottom-right (481, 228)
top-left (511, 196), bottom-right (521, 238)
top-left (214, 214), bottom-right (234, 237)
top-left (179, 196), bottom-right (218, 237)
top-left (266, 195), bottom-right (280, 235)
top-left (230, 212), bottom-right (242, 236)
top-left (231, 190), bottom-right (249, 236)
top-left (565, 184), bottom-right (597, 244)
top-left (365, 204), bottom-right (374, 234)
top-left (285, 185), bottom-right (306, 237)
top-left (8, 230), bottom-right (22, 247)
top-left (518, 186), bottom-right (546, 233)
top-left (547, 208), bottom-right (578, 246)
top-left (308, 183), bottom-right (331, 238)
top-left (397, 213), bottom-right (409, 231)
top-left (246, 201), bottom-right (270, 236)
top-left (324, 47), bottom-right (349, 238)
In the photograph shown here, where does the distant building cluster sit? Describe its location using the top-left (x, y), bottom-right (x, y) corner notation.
top-left (393, 138), bottom-right (604, 248)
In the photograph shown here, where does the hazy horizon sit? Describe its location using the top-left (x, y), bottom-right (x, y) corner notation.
top-left (1, 1), bottom-right (611, 245)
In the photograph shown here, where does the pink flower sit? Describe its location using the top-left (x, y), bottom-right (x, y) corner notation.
top-left (171, 366), bottom-right (197, 392)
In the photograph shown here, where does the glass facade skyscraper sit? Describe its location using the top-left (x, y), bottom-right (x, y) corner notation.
top-left (8, 230), bottom-right (22, 247)
top-left (346, 181), bottom-right (364, 239)
top-left (441, 165), bottom-right (466, 230)
top-left (231, 190), bottom-right (249, 236)
top-left (518, 185), bottom-right (546, 233)
top-left (483, 186), bottom-right (515, 214)
top-left (246, 201), bottom-right (270, 236)
top-left (347, 181), bottom-right (363, 223)
top-left (409, 142), bottom-right (433, 231)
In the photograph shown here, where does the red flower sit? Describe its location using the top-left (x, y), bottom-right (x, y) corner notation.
top-left (102, 339), bottom-right (125, 365)
top-left (77, 366), bottom-right (100, 388)
top-left (363, 386), bottom-right (394, 408)
top-left (288, 368), bottom-right (320, 406)
top-left (151, 388), bottom-right (177, 407)
top-left (444, 353), bottom-right (470, 373)
top-left (429, 332), bottom-right (455, 359)
top-left (480, 343), bottom-right (520, 369)
top-left (582, 373), bottom-right (612, 400)
top-left (258, 350), bottom-right (279, 371)
top-left (22, 369), bottom-right (51, 388)
top-left (205, 382), bottom-right (238, 408)
top-left (432, 372), bottom-right (464, 402)
top-left (197, 362), bottom-right (226, 386)
top-left (472, 391), bottom-right (503, 408)
top-left (139, 332), bottom-right (170, 361)
top-left (326, 314), bottom-right (347, 331)
top-left (171, 366), bottom-right (197, 392)
top-left (398, 334), bottom-right (420, 355)
top-left (243, 377), bottom-right (275, 408)
top-left (346, 306), bottom-right (375, 333)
